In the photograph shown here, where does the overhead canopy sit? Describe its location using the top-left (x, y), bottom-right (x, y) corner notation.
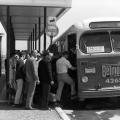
top-left (0, 0), bottom-right (72, 41)
top-left (0, 0), bottom-right (72, 7)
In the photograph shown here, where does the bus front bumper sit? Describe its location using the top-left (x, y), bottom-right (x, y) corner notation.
top-left (78, 87), bottom-right (120, 99)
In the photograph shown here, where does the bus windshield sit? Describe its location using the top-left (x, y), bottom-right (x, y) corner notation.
top-left (80, 32), bottom-right (112, 54)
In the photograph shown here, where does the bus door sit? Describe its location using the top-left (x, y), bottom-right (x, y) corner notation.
top-left (78, 31), bottom-right (120, 97)
top-left (68, 33), bottom-right (76, 66)
top-left (67, 33), bottom-right (77, 91)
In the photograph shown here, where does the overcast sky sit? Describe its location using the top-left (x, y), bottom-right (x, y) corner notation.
top-left (56, 0), bottom-right (120, 37)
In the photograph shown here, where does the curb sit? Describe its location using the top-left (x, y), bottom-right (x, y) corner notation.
top-left (55, 107), bottom-right (71, 120)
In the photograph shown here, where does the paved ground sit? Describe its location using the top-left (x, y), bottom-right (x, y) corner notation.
top-left (0, 74), bottom-right (62, 120)
top-left (61, 98), bottom-right (120, 120)
top-left (0, 103), bottom-right (62, 120)
top-left (65, 109), bottom-right (120, 120)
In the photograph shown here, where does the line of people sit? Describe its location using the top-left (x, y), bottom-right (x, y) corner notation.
top-left (6, 49), bottom-right (77, 110)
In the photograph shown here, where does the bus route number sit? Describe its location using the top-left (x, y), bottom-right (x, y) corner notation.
top-left (105, 78), bottom-right (120, 84)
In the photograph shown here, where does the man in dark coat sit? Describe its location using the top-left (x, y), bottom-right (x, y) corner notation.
top-left (38, 51), bottom-right (54, 109)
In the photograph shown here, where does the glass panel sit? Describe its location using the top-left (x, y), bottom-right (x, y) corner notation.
top-left (89, 21), bottom-right (120, 29)
top-left (80, 32), bottom-right (112, 54)
top-left (111, 31), bottom-right (120, 52)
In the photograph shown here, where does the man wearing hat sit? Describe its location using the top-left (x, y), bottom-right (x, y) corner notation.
top-left (38, 50), bottom-right (54, 109)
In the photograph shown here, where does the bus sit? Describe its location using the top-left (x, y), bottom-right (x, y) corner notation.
top-left (54, 18), bottom-right (120, 101)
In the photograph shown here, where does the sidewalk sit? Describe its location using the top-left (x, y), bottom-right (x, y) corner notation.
top-left (0, 103), bottom-right (62, 120)
top-left (0, 74), bottom-right (70, 120)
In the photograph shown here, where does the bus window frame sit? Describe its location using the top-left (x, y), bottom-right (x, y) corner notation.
top-left (79, 30), bottom-right (113, 54)
top-left (111, 31), bottom-right (120, 52)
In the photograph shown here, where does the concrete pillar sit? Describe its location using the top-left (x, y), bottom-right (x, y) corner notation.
top-left (33, 28), bottom-right (34, 50)
top-left (35, 24), bottom-right (37, 50)
top-left (6, 6), bottom-right (11, 99)
top-left (44, 7), bottom-right (47, 50)
top-left (10, 16), bottom-right (15, 54)
top-left (38, 17), bottom-right (41, 52)
top-left (7, 6), bottom-right (10, 58)
top-left (30, 33), bottom-right (32, 51)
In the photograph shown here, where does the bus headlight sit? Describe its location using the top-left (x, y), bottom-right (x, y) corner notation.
top-left (82, 76), bottom-right (88, 83)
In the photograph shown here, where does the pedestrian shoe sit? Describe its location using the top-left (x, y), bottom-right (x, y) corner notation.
top-left (12, 104), bottom-right (21, 108)
top-left (53, 101), bottom-right (59, 106)
top-left (25, 106), bottom-right (36, 110)
top-left (54, 101), bottom-right (63, 107)
top-left (70, 94), bottom-right (77, 100)
top-left (40, 107), bottom-right (49, 110)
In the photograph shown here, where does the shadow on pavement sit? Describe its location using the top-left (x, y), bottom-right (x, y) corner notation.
top-left (0, 103), bottom-right (26, 110)
top-left (58, 97), bottom-right (120, 111)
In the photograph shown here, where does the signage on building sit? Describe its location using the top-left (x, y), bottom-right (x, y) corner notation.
top-left (47, 16), bottom-right (56, 25)
top-left (46, 25), bottom-right (59, 37)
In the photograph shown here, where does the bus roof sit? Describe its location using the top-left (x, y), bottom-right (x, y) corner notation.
top-left (80, 17), bottom-right (120, 29)
top-left (54, 25), bottom-right (79, 43)
top-left (54, 17), bottom-right (120, 43)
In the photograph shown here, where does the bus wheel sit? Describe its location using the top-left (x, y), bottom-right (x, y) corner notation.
top-left (78, 98), bottom-right (86, 109)
top-left (109, 97), bottom-right (119, 107)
